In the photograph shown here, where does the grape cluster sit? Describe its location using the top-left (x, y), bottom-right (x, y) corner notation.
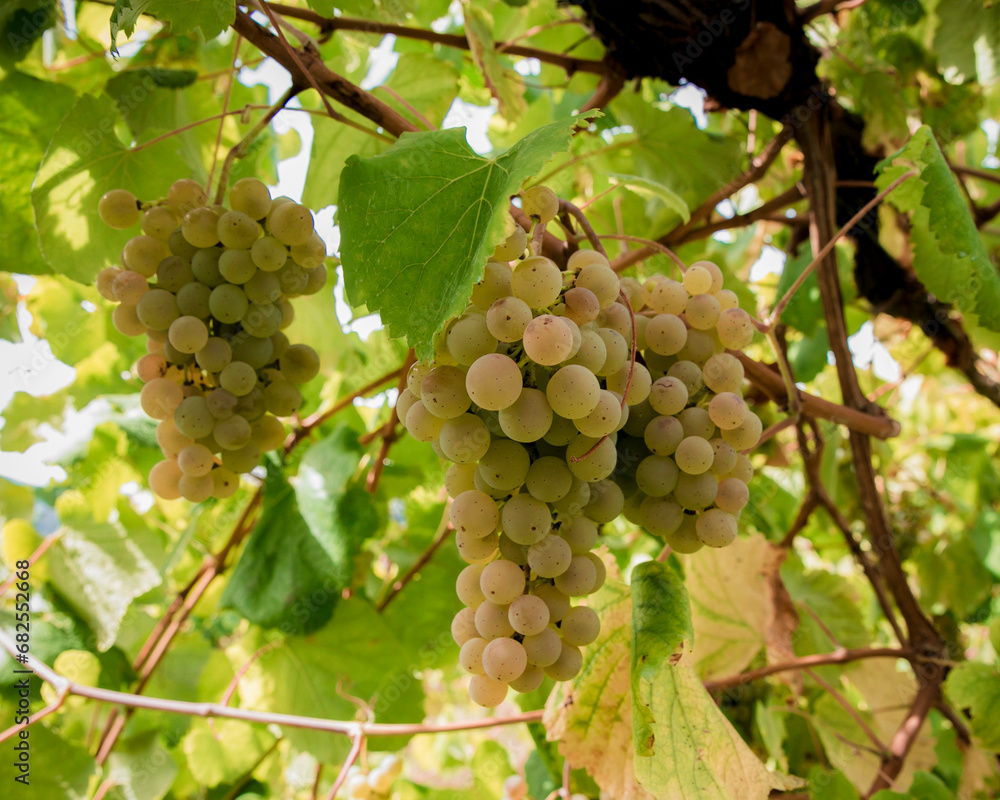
top-left (402, 187), bottom-right (759, 707)
top-left (94, 179), bottom-right (326, 502)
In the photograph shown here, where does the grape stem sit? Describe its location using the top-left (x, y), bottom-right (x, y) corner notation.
top-left (325, 732), bottom-right (365, 800)
top-left (766, 170), bottom-right (917, 329)
top-left (214, 85), bottom-right (301, 205)
top-left (205, 33), bottom-right (244, 195)
top-left (601, 233), bottom-right (686, 273)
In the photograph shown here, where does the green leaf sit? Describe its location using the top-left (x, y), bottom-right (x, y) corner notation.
top-left (222, 428), bottom-right (376, 634)
top-left (810, 767), bottom-right (861, 800)
top-left (876, 125), bottom-right (1000, 332)
top-left (339, 115), bottom-right (591, 359)
top-left (0, 719), bottom-right (95, 796)
top-left (227, 602), bottom-right (424, 763)
top-left (47, 519), bottom-right (161, 651)
top-left (31, 94), bottom-right (189, 283)
top-left (0, 1), bottom-right (57, 64)
top-left (630, 560), bottom-right (803, 799)
top-left (607, 172), bottom-right (691, 222)
top-left (933, 0), bottom-right (1000, 85)
top-left (109, 0), bottom-right (150, 55)
top-left (685, 533), bottom-right (783, 679)
top-left (182, 720), bottom-right (273, 787)
top-left (776, 243), bottom-right (825, 336)
top-left (463, 5), bottom-right (525, 121)
top-left (153, 0), bottom-right (234, 38)
top-left (871, 771), bottom-right (957, 800)
top-left (105, 731), bottom-right (178, 800)
top-left (945, 662), bottom-right (1000, 751)
top-left (0, 70), bottom-right (76, 276)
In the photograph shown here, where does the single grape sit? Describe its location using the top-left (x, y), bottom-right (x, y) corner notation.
top-left (510, 663), bottom-right (544, 693)
top-left (480, 559), bottom-right (526, 605)
top-left (190, 247), bottom-right (226, 287)
top-left (98, 189), bottom-right (141, 229)
top-left (135, 353), bottom-right (168, 383)
top-left (123, 235), bottom-right (169, 277)
top-left (498, 388), bottom-right (553, 442)
top-left (249, 414), bottom-right (286, 451)
top-left (182, 207), bottom-right (222, 248)
top-left (492, 226), bottom-right (527, 261)
top-left (636, 454), bottom-right (679, 496)
top-left (574, 262), bottom-right (620, 308)
top-left (241, 302), bottom-right (283, 337)
top-left (459, 637), bottom-right (488, 674)
top-left (482, 637), bottom-right (527, 682)
top-left (508, 594), bottom-right (550, 636)
top-left (486, 296), bottom-right (532, 342)
top-left (268, 202), bottom-right (314, 246)
top-left (639, 496), bottom-right (684, 537)
top-left (544, 641), bottom-right (582, 681)
top-left (525, 456), bottom-right (573, 503)
top-left (721, 411), bottom-right (762, 451)
top-left (522, 626), bottom-right (562, 666)
top-left (674, 472), bottom-right (718, 511)
top-left (606, 362), bottom-right (652, 407)
top-left (560, 606), bottom-right (600, 646)
top-left (404, 400), bottom-right (445, 442)
top-left (715, 477), bottom-right (750, 514)
top-left (290, 234), bottom-right (327, 270)
top-left (546, 365), bottom-right (601, 420)
top-left (220, 442), bottom-right (262, 473)
top-left (682, 264), bottom-right (713, 295)
top-left (565, 434), bottom-right (617, 482)
top-left (471, 261), bottom-right (512, 310)
top-left (469, 674), bottom-right (508, 708)
top-left (703, 352), bottom-right (744, 394)
top-left (521, 185), bottom-right (560, 223)
top-left (456, 563), bottom-right (487, 607)
top-left (528, 534), bottom-right (573, 578)
top-left (279, 344), bottom-right (320, 384)
top-left (167, 179), bottom-right (208, 216)
top-left (250, 236), bottom-right (288, 272)
top-left (501, 493), bottom-right (552, 545)
top-left (206, 388), bottom-right (238, 420)
top-left (645, 313), bottom-right (687, 356)
top-left (511, 255), bottom-right (562, 308)
top-left (643, 415), bottom-right (684, 457)
top-left (696, 508), bottom-right (738, 547)
top-left (564, 286), bottom-right (601, 325)
top-left (559, 517), bottom-right (598, 555)
top-left (478, 439), bottom-right (530, 492)
top-left (685, 293), bottom-right (721, 330)
top-left (523, 315), bottom-right (574, 366)
top-left (111, 270), bottom-right (149, 305)
top-left (230, 334), bottom-right (274, 370)
top-left (421, 365), bottom-right (472, 419)
top-left (175, 281), bottom-right (212, 319)
top-left (209, 284), bottom-right (248, 324)
top-left (595, 328), bottom-right (628, 376)
top-left (263, 378), bottom-right (303, 417)
top-left (148, 459), bottom-right (183, 499)
top-left (168, 316), bottom-right (209, 355)
top-left (179, 472), bottom-right (214, 503)
top-left (667, 360), bottom-right (704, 395)
top-left (229, 177), bottom-right (272, 220)
top-left (214, 415), bottom-right (252, 450)
top-left (446, 314), bottom-right (498, 366)
top-left (474, 601), bottom-right (513, 640)
top-left (450, 490), bottom-right (500, 538)
top-left (466, 353), bottom-right (523, 411)
top-left (674, 436), bottom-right (715, 475)
top-left (708, 392), bottom-right (748, 430)
top-left (438, 413), bottom-right (491, 463)
top-left (177, 443), bottom-right (214, 477)
top-left (648, 279), bottom-right (688, 315)
top-left (573, 389), bottom-right (622, 438)
top-left (452, 606), bottom-right (479, 645)
top-left (140, 378), bottom-right (183, 420)
top-left (217, 248), bottom-right (257, 284)
top-left (219, 361), bottom-right (258, 397)
top-left (583, 479), bottom-right (625, 524)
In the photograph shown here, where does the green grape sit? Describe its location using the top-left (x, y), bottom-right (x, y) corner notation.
top-left (482, 637), bottom-right (527, 683)
top-left (511, 256), bottom-right (561, 308)
top-left (552, 556), bottom-right (596, 597)
top-left (465, 353), bottom-right (522, 411)
top-left (220, 442), bottom-right (262, 473)
top-left (148, 459), bottom-right (183, 499)
top-left (471, 261), bottom-right (512, 310)
top-left (715, 289), bottom-right (739, 310)
top-left (445, 461), bottom-right (477, 499)
top-left (168, 316), bottom-right (209, 355)
top-left (716, 307), bottom-right (754, 349)
top-left (268, 202), bottom-right (314, 246)
top-left (559, 516), bottom-right (598, 555)
top-left (217, 210), bottom-right (260, 249)
top-left (639, 495), bottom-right (683, 537)
top-left (263, 378), bottom-right (302, 417)
top-left (508, 595), bottom-right (549, 636)
top-left (696, 508), bottom-right (738, 547)
top-left (169, 229), bottom-right (200, 260)
top-left (404, 401), bottom-right (445, 442)
top-left (709, 438), bottom-right (738, 476)
top-left (501, 493), bottom-right (552, 545)
top-left (420, 365), bottom-right (472, 419)
top-left (140, 377), bottom-right (183, 420)
top-left (676, 329), bottom-right (718, 367)
top-left (531, 583), bottom-right (570, 623)
top-left (564, 329), bottom-right (607, 373)
top-left (667, 360), bottom-right (704, 395)
top-left (446, 314), bottom-right (498, 366)
top-left (167, 179), bottom-right (208, 216)
top-left (674, 472), bottom-right (718, 511)
top-left (685, 293), bottom-right (721, 331)
top-left (645, 313), bottom-right (687, 356)
top-left (552, 477), bottom-right (591, 516)
top-left (525, 456), bottom-right (573, 502)
top-left (154, 255), bottom-right (194, 292)
top-left (290, 234), bottom-right (327, 270)
top-left (229, 177), bottom-right (271, 219)
top-left (644, 415), bottom-right (684, 456)
top-left (486, 296), bottom-right (532, 342)
top-left (438, 413), bottom-right (490, 464)
top-left (250, 414), bottom-right (286, 451)
top-left (606, 362), bottom-right (651, 406)
top-left (195, 337), bottom-right (232, 373)
top-left (250, 235), bottom-right (288, 272)
top-left (708, 392), bottom-right (748, 430)
top-left (155, 418), bottom-right (193, 458)
top-left (583, 478), bottom-right (625, 523)
top-left (231, 335), bottom-right (274, 370)
top-left (98, 189), bottom-right (141, 229)
top-left (480, 558), bottom-right (525, 605)
top-left (211, 467), bottom-right (240, 499)
top-left (175, 282), bottom-right (211, 318)
top-left (123, 235), bottom-right (169, 277)
top-left (177, 443), bottom-right (214, 477)
top-left (573, 262), bottom-right (619, 308)
top-left (692, 260), bottom-right (725, 293)
top-left (703, 352), bottom-right (744, 394)
top-left (219, 361), bottom-right (258, 397)
top-left (597, 302), bottom-right (631, 340)
top-left (648, 279), bottom-right (688, 315)
top-left (174, 396), bottom-right (216, 439)
top-left (135, 353), bottom-right (168, 383)
top-left (595, 328), bottom-right (628, 376)
top-left (559, 606), bottom-right (600, 646)
top-left (191, 247), bottom-right (226, 287)
top-left (111, 270), bottom-right (149, 305)
top-left (522, 315), bottom-right (574, 366)
top-left (546, 365), bottom-right (600, 419)
top-left (279, 344), bottom-right (319, 384)
top-left (521, 185), bottom-right (560, 224)
top-left (452, 606), bottom-right (480, 645)
top-left (459, 637), bottom-right (487, 674)
top-left (269, 331), bottom-right (289, 360)
top-left (96, 266), bottom-right (121, 301)
top-left (468, 674), bottom-right (508, 708)
top-left (715, 477), bottom-right (750, 514)
top-left (456, 529), bottom-right (499, 564)
top-left (492, 226), bottom-right (527, 261)
top-left (721, 411), bottom-right (762, 451)
top-left (527, 534), bottom-right (572, 578)
top-left (648, 376), bottom-right (688, 416)
top-left (565, 434), bottom-right (617, 482)
top-left (136, 289), bottom-right (180, 331)
top-left (564, 286), bottom-right (600, 325)
top-left (635, 454), bottom-right (679, 496)
top-left (205, 388), bottom-right (238, 420)
top-left (218, 249), bottom-right (257, 284)
top-left (241, 302), bottom-right (283, 337)
top-left (179, 473), bottom-right (214, 502)
top-left (674, 436), bottom-right (715, 474)
top-left (182, 207), bottom-right (222, 248)
top-left (498, 388), bottom-right (553, 442)
top-left (214, 415), bottom-right (252, 450)
top-left (302, 263), bottom-right (327, 295)
top-left (209, 284), bottom-right (248, 324)
top-left (522, 626), bottom-right (562, 666)
top-left (682, 264), bottom-right (713, 295)
top-left (678, 406), bottom-right (716, 440)
top-left (478, 439), bottom-right (530, 491)
top-left (141, 206), bottom-right (179, 241)
top-left (277, 260), bottom-right (308, 296)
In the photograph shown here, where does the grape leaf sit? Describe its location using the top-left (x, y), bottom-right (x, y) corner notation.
top-left (339, 115), bottom-right (592, 360)
top-left (109, 0), bottom-right (150, 54)
top-left (221, 427), bottom-right (376, 634)
top-left (464, 5), bottom-right (526, 121)
top-left (876, 125), bottom-right (1000, 332)
top-left (227, 602), bottom-right (424, 763)
top-left (607, 173), bottom-right (691, 223)
top-left (871, 771), bottom-right (957, 800)
top-left (945, 662), bottom-right (1000, 751)
top-left (685, 533), bottom-right (783, 680)
top-left (105, 731), bottom-right (178, 800)
top-left (0, 70), bottom-right (76, 276)
top-left (0, 0), bottom-right (57, 64)
top-left (630, 561), bottom-right (803, 799)
top-left (47, 519), bottom-right (162, 651)
top-left (31, 94), bottom-right (188, 284)
top-left (932, 0), bottom-right (1000, 85)
top-left (0, 719), bottom-right (95, 796)
top-left (810, 767), bottom-right (861, 800)
top-left (111, 0), bottom-right (234, 52)
top-left (182, 720), bottom-right (273, 787)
